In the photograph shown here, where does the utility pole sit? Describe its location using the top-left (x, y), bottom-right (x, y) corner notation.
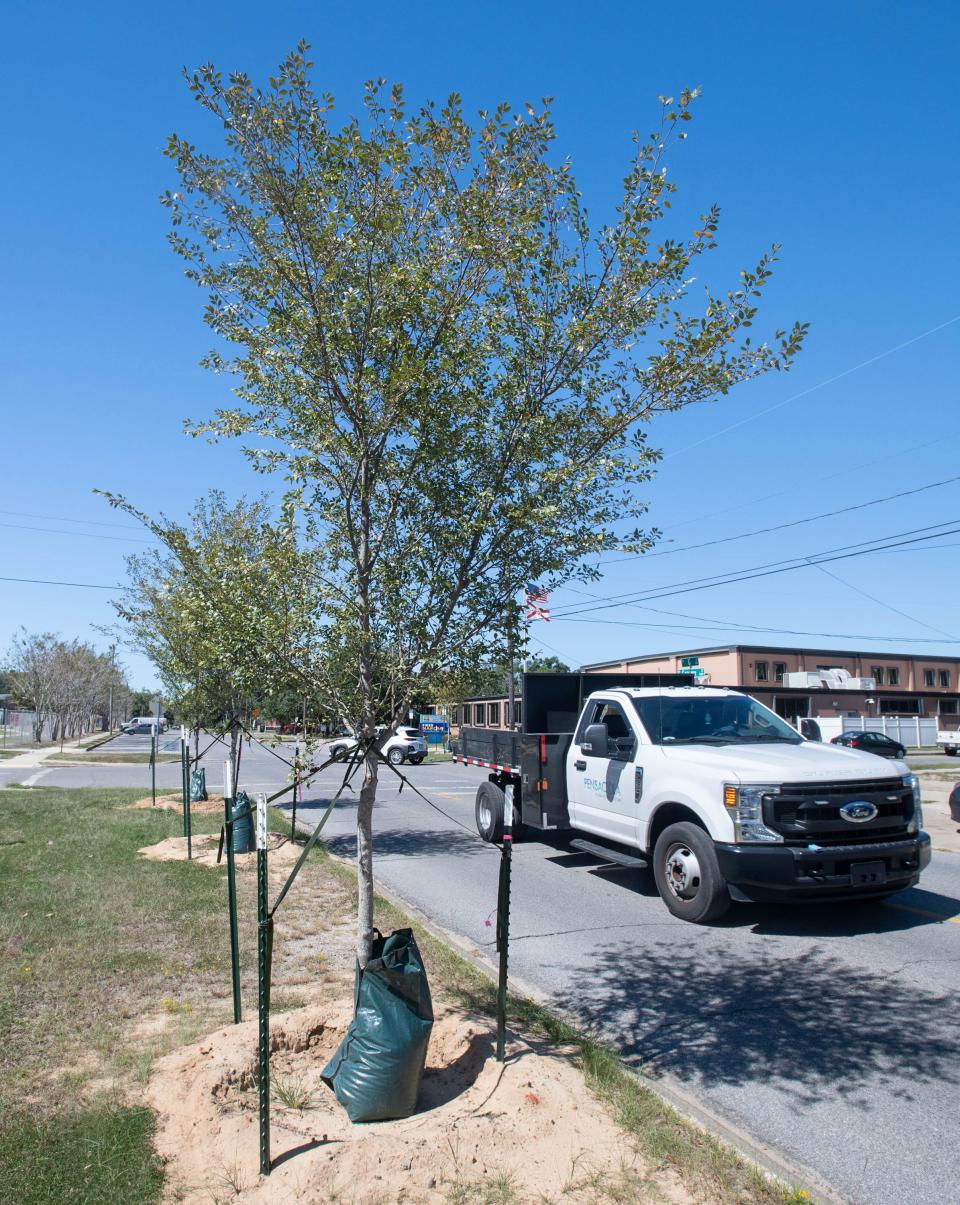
top-left (108, 643), bottom-right (116, 733)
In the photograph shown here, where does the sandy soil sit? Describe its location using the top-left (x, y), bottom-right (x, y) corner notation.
top-left (148, 1002), bottom-right (686, 1204)
top-left (130, 791), bottom-right (226, 814)
top-left (136, 832), bottom-right (688, 1204)
top-left (138, 833), bottom-right (301, 872)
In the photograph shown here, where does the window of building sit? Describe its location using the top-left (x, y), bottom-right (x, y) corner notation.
top-left (940, 670), bottom-right (951, 688)
top-left (879, 697), bottom-right (920, 715)
top-left (939, 699), bottom-right (959, 715)
top-left (460, 705), bottom-right (471, 726)
top-left (755, 661), bottom-right (769, 682)
top-left (512, 702), bottom-right (522, 727)
top-left (871, 666), bottom-right (884, 685)
top-left (924, 669), bottom-right (935, 687)
top-left (487, 702), bottom-right (501, 727)
top-left (774, 662), bottom-right (786, 682)
top-left (887, 667), bottom-right (900, 686)
top-left (473, 703), bottom-right (486, 725)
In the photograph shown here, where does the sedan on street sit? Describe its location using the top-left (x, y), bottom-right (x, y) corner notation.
top-left (830, 730), bottom-right (907, 758)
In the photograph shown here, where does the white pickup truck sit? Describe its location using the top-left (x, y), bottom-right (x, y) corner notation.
top-left (936, 730), bottom-right (959, 756)
top-left (453, 673), bottom-right (930, 922)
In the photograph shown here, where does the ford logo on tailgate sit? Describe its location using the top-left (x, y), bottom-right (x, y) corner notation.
top-left (840, 801), bottom-right (878, 823)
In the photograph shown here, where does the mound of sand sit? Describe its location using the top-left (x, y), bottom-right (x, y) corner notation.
top-left (138, 834), bottom-right (301, 871)
top-left (130, 792), bottom-right (225, 814)
top-left (148, 1003), bottom-right (682, 1203)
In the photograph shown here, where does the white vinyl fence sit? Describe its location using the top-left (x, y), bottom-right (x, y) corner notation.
top-left (815, 715), bottom-right (940, 746)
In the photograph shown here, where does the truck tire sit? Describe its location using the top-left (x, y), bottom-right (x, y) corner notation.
top-left (653, 822), bottom-right (730, 923)
top-left (945, 747), bottom-right (957, 756)
top-left (475, 781), bottom-right (505, 843)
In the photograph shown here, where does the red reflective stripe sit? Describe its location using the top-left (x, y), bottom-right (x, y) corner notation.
top-left (540, 734), bottom-right (546, 766)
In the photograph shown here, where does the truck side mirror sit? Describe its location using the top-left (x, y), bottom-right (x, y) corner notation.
top-left (582, 722), bottom-right (609, 755)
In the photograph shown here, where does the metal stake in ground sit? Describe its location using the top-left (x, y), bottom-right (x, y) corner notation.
top-left (292, 744), bottom-right (299, 838)
top-left (223, 756), bottom-right (242, 1023)
top-left (151, 725), bottom-right (157, 806)
top-left (495, 781), bottom-right (514, 1062)
top-left (255, 792), bottom-right (271, 1176)
top-left (181, 725), bottom-right (192, 860)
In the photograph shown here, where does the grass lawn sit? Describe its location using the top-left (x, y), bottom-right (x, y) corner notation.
top-left (0, 787), bottom-right (231, 1205)
top-left (0, 787), bottom-right (804, 1204)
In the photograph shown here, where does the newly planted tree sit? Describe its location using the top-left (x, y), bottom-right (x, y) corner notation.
top-left (103, 490), bottom-right (319, 769)
top-left (163, 47), bottom-right (805, 961)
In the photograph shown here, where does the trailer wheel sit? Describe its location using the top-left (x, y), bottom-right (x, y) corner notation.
top-left (653, 822), bottom-right (730, 923)
top-left (475, 781), bottom-right (505, 843)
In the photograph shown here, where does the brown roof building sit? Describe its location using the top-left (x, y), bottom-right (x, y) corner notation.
top-left (581, 644), bottom-right (960, 728)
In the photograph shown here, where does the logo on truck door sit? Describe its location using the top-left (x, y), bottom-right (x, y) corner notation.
top-left (839, 801), bottom-right (878, 823)
top-left (583, 776), bottom-right (621, 802)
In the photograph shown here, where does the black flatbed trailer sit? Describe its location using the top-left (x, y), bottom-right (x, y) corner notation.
top-left (451, 671), bottom-right (691, 831)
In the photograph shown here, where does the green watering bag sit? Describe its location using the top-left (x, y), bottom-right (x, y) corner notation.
top-left (321, 928), bottom-right (434, 1122)
top-left (189, 767), bottom-right (207, 802)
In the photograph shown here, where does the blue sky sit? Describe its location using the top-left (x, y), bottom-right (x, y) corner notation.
top-left (1, 0), bottom-right (958, 689)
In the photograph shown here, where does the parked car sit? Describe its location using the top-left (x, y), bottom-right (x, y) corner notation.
top-left (950, 781), bottom-right (960, 824)
top-left (328, 725), bottom-right (428, 766)
top-left (831, 730), bottom-right (907, 759)
top-left (123, 720), bottom-right (159, 735)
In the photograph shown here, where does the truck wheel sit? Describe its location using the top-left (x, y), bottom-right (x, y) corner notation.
top-left (475, 781), bottom-right (505, 843)
top-left (945, 747), bottom-right (957, 756)
top-left (653, 822), bottom-right (730, 923)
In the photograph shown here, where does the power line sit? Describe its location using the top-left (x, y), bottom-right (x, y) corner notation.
top-left (556, 615), bottom-right (960, 645)
top-left (658, 431), bottom-right (959, 533)
top-left (803, 560), bottom-right (956, 639)
top-left (0, 575), bottom-right (124, 591)
top-left (0, 520), bottom-right (155, 545)
top-left (663, 312), bottom-right (960, 460)
top-left (0, 507), bottom-right (143, 530)
top-left (551, 520), bottom-right (960, 618)
top-left (596, 472), bottom-right (960, 566)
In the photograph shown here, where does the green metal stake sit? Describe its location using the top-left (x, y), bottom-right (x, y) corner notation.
top-left (292, 745), bottom-right (299, 840)
top-left (255, 792), bottom-right (271, 1176)
top-left (223, 757), bottom-right (242, 1024)
top-left (495, 783), bottom-right (514, 1062)
top-left (151, 728), bottom-right (157, 806)
top-left (181, 726), bottom-right (192, 860)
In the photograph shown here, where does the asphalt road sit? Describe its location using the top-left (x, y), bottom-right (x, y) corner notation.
top-left (3, 735), bottom-right (958, 1203)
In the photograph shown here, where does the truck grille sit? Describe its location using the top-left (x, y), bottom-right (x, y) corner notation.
top-left (764, 778), bottom-right (914, 846)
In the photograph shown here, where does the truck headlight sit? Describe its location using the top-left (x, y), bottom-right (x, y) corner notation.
top-left (724, 783), bottom-right (784, 844)
top-left (903, 773), bottom-right (923, 832)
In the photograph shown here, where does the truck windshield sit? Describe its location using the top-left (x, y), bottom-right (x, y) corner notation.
top-left (630, 695), bottom-right (802, 746)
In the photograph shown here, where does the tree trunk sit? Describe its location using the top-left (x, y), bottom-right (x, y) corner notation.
top-left (356, 744), bottom-right (378, 966)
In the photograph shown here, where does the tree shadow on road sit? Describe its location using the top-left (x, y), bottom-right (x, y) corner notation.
top-left (322, 826), bottom-right (492, 861)
top-left (559, 933), bottom-right (959, 1109)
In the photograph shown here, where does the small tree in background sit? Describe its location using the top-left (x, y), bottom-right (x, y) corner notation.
top-left (161, 47), bottom-right (804, 962)
top-left (103, 490), bottom-right (320, 770)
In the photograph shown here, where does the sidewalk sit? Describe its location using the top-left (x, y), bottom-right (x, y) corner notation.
top-left (919, 772), bottom-right (960, 855)
top-left (1, 736), bottom-right (92, 770)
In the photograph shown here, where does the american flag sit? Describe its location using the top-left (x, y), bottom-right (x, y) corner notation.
top-left (525, 584), bottom-right (550, 622)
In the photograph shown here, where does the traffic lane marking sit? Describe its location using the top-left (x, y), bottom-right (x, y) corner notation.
top-left (884, 901), bottom-right (960, 924)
